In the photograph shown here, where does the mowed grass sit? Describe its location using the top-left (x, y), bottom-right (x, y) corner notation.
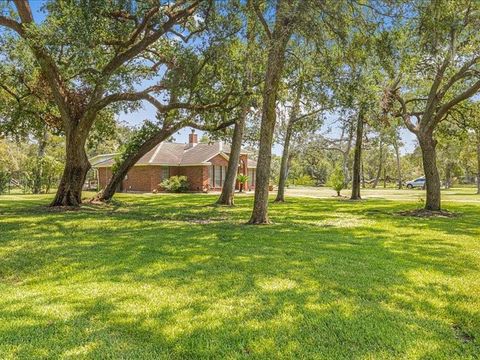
top-left (0, 189), bottom-right (479, 359)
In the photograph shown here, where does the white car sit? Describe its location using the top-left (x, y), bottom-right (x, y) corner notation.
top-left (406, 177), bottom-right (426, 189)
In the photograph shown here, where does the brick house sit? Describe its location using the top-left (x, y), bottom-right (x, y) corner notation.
top-left (92, 131), bottom-right (257, 192)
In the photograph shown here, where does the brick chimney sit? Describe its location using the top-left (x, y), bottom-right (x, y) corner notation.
top-left (188, 129), bottom-right (198, 148)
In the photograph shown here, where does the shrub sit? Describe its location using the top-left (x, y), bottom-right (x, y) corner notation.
top-left (236, 174), bottom-right (249, 192)
top-left (328, 167), bottom-right (345, 196)
top-left (160, 175), bottom-right (189, 193)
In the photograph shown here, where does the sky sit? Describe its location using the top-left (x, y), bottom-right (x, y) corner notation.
top-left (22, 0), bottom-right (417, 155)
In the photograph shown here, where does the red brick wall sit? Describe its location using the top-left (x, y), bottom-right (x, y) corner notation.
top-left (121, 166), bottom-right (162, 192)
top-left (169, 167), bottom-right (180, 177)
top-left (95, 152), bottom-right (253, 193)
top-left (97, 167), bottom-right (112, 190)
top-left (97, 165), bottom-right (208, 192)
top-left (177, 166), bottom-right (208, 191)
top-left (209, 154), bottom-right (229, 167)
top-left (98, 166), bottom-right (162, 192)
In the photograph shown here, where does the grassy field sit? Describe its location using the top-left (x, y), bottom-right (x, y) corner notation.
top-left (0, 188), bottom-right (479, 359)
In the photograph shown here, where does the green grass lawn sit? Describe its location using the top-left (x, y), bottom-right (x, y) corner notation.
top-left (0, 190), bottom-right (479, 359)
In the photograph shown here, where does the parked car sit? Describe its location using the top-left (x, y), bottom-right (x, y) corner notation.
top-left (405, 177), bottom-right (426, 189)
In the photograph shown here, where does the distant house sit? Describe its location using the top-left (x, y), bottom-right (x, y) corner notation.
top-left (91, 130), bottom-right (257, 192)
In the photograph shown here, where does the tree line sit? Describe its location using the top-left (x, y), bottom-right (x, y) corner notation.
top-left (1, 0), bottom-right (479, 223)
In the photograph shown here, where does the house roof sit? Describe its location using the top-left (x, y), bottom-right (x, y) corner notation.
top-left (89, 153), bottom-right (118, 166)
top-left (93, 141), bottom-right (257, 168)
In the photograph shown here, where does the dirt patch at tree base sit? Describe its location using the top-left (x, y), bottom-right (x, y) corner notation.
top-left (396, 209), bottom-right (459, 218)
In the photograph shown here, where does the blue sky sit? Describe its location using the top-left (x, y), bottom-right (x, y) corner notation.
top-left (23, 0), bottom-right (417, 154)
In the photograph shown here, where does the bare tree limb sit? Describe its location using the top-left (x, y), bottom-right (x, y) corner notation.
top-left (12, 0), bottom-right (34, 23)
top-left (100, 1), bottom-right (200, 79)
top-left (252, 2), bottom-right (272, 39)
top-left (393, 92), bottom-right (418, 133)
top-left (292, 108), bottom-right (323, 123)
top-left (434, 79), bottom-right (480, 125)
top-left (438, 55), bottom-right (480, 97)
top-left (185, 118), bottom-right (236, 131)
top-left (423, 54), bottom-right (451, 124)
top-left (0, 15), bottom-right (23, 34)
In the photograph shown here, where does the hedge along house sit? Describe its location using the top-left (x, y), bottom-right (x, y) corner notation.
top-left (92, 130), bottom-right (257, 192)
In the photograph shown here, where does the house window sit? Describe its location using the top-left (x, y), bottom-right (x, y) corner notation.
top-left (209, 165), bottom-right (228, 188)
top-left (223, 166), bottom-right (228, 186)
top-left (214, 165), bottom-right (222, 188)
top-left (209, 166), bottom-right (214, 188)
top-left (161, 166), bottom-right (169, 180)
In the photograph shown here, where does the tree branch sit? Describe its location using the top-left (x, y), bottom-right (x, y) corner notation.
top-left (5, 1), bottom-right (71, 123)
top-left (292, 108), bottom-right (322, 123)
top-left (100, 1), bottom-right (200, 79)
top-left (0, 15), bottom-right (23, 34)
top-left (434, 79), bottom-right (480, 125)
top-left (89, 84), bottom-right (168, 114)
top-left (88, 1), bottom-right (200, 108)
top-left (438, 55), bottom-right (480, 98)
top-left (146, 95), bottom-right (229, 113)
top-left (423, 54), bottom-right (451, 123)
top-left (13, 0), bottom-right (34, 23)
top-left (184, 118), bottom-right (236, 132)
top-left (393, 92), bottom-right (418, 133)
top-left (0, 84), bottom-right (22, 102)
top-left (253, 3), bottom-right (272, 39)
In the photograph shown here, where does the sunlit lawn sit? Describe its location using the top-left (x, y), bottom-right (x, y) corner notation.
top-left (0, 188), bottom-right (479, 359)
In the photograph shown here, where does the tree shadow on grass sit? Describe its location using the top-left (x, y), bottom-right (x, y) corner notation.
top-left (0, 195), bottom-right (479, 358)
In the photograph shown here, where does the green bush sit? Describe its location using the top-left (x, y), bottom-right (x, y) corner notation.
top-left (236, 174), bottom-right (249, 192)
top-left (328, 167), bottom-right (345, 196)
top-left (160, 176), bottom-right (189, 193)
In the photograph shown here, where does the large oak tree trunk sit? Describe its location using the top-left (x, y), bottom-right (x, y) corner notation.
top-left (51, 128), bottom-right (90, 207)
top-left (418, 131), bottom-right (441, 211)
top-left (216, 0), bottom-right (253, 206)
top-left (351, 112), bottom-right (364, 200)
top-left (248, 74), bottom-right (282, 224)
top-left (216, 115), bottom-right (246, 206)
top-left (275, 121), bottom-right (293, 202)
top-left (98, 128), bottom-right (174, 202)
top-left (248, 1), bottom-right (294, 224)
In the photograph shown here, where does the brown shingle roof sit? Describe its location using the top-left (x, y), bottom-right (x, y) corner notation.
top-left (147, 143), bottom-right (184, 165)
top-left (180, 143), bottom-right (223, 165)
top-left (93, 142), bottom-right (256, 168)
